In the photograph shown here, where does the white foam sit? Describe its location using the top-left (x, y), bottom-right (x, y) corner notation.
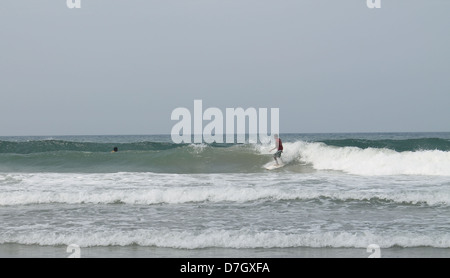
top-left (0, 172), bottom-right (449, 206)
top-left (188, 143), bottom-right (209, 153)
top-left (2, 229), bottom-right (450, 249)
top-left (277, 141), bottom-right (450, 176)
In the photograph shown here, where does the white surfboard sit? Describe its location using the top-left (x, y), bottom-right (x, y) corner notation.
top-left (264, 163), bottom-right (285, 170)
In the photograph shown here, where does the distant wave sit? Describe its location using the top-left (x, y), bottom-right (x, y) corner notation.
top-left (0, 140), bottom-right (181, 154)
top-left (1, 137), bottom-right (449, 154)
top-left (319, 138), bottom-right (450, 152)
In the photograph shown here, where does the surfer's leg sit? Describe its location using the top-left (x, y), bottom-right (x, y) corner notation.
top-left (273, 152), bottom-right (279, 165)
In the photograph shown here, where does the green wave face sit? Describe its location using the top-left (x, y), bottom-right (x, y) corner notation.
top-left (0, 141), bottom-right (268, 173)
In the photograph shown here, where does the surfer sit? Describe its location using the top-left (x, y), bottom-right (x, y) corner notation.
top-left (112, 147), bottom-right (118, 153)
top-left (270, 134), bottom-right (283, 165)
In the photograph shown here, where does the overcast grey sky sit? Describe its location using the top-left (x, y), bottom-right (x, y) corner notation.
top-left (1, 0), bottom-right (449, 136)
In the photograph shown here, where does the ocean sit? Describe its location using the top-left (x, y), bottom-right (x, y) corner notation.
top-left (1, 133), bottom-right (450, 258)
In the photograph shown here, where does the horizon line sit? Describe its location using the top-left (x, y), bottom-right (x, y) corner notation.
top-left (1, 131), bottom-right (450, 138)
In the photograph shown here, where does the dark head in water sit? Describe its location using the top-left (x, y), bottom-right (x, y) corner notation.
top-left (112, 147), bottom-right (118, 153)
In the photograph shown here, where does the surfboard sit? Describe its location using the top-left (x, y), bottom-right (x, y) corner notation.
top-left (264, 163), bottom-right (285, 170)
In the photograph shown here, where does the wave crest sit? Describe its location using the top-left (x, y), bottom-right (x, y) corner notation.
top-left (287, 141), bottom-right (450, 176)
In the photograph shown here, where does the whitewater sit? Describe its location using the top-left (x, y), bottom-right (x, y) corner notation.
top-left (1, 133), bottom-right (449, 257)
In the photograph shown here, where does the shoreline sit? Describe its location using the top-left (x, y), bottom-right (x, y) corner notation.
top-left (1, 244), bottom-right (449, 258)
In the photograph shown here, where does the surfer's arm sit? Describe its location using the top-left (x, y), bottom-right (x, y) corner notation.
top-left (270, 141), bottom-right (279, 152)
